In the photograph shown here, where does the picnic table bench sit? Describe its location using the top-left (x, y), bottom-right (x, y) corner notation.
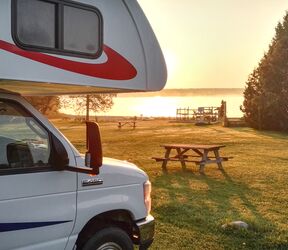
top-left (117, 120), bottom-right (136, 129)
top-left (152, 144), bottom-right (231, 173)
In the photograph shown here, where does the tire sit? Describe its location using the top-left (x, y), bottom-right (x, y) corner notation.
top-left (82, 227), bottom-right (134, 250)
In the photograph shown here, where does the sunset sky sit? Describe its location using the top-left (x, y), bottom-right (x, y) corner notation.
top-left (138, 0), bottom-right (288, 89)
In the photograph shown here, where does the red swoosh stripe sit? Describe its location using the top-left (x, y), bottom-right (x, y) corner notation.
top-left (0, 40), bottom-right (137, 80)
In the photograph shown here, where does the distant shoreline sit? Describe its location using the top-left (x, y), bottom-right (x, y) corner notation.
top-left (118, 88), bottom-right (244, 97)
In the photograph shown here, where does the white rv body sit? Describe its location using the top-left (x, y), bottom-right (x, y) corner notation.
top-left (0, 0), bottom-right (167, 95)
top-left (0, 92), bottom-right (151, 250)
top-left (0, 0), bottom-right (165, 249)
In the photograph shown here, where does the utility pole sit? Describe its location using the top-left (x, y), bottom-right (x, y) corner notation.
top-left (86, 94), bottom-right (90, 121)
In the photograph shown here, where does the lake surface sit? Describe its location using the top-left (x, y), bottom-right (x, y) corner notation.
top-left (97, 90), bottom-right (244, 118)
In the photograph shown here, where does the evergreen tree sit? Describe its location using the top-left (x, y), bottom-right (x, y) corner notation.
top-left (242, 12), bottom-right (288, 131)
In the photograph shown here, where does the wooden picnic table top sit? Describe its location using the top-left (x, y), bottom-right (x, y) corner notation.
top-left (118, 120), bottom-right (136, 123)
top-left (160, 144), bottom-right (225, 150)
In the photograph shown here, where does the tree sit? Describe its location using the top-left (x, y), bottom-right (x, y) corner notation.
top-left (64, 94), bottom-right (115, 120)
top-left (25, 96), bottom-right (60, 115)
top-left (241, 12), bottom-right (288, 131)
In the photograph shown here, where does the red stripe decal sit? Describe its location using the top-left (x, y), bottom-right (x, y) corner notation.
top-left (0, 40), bottom-right (137, 80)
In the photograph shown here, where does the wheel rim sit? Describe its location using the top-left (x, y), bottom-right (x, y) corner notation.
top-left (96, 242), bottom-right (122, 250)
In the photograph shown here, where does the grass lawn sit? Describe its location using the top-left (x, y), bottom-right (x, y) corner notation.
top-left (53, 119), bottom-right (288, 250)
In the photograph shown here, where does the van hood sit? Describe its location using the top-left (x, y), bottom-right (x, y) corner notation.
top-left (76, 156), bottom-right (148, 189)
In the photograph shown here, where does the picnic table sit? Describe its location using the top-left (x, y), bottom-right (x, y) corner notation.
top-left (117, 120), bottom-right (136, 129)
top-left (152, 144), bottom-right (230, 173)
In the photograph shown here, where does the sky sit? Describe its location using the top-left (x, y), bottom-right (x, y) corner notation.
top-left (138, 0), bottom-right (288, 89)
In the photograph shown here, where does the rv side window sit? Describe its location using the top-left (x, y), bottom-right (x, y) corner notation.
top-left (16, 0), bottom-right (56, 49)
top-left (12, 0), bottom-right (103, 59)
top-left (63, 6), bottom-right (100, 54)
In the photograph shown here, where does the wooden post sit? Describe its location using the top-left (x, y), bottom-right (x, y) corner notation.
top-left (223, 101), bottom-right (227, 119)
top-left (222, 101), bottom-right (228, 127)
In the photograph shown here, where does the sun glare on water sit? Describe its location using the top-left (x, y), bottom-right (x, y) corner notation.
top-left (134, 96), bottom-right (177, 117)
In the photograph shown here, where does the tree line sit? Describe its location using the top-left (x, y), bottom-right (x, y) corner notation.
top-left (242, 12), bottom-right (288, 131)
top-left (26, 94), bottom-right (115, 120)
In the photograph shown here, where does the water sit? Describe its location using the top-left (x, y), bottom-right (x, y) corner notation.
top-left (96, 93), bottom-right (244, 118)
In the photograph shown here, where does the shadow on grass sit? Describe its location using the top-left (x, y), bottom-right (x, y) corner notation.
top-left (152, 168), bottom-right (281, 249)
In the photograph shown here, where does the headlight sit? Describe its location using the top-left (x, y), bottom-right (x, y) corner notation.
top-left (143, 180), bottom-right (152, 215)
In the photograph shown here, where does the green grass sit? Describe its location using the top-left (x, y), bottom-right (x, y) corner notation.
top-left (52, 119), bottom-right (288, 250)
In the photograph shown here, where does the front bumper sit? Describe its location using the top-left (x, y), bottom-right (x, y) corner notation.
top-left (135, 215), bottom-right (155, 248)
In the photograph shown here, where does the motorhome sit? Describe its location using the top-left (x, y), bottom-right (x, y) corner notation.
top-left (0, 0), bottom-right (167, 249)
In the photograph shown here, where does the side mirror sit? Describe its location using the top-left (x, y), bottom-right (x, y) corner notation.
top-left (53, 122), bottom-right (102, 175)
top-left (85, 121), bottom-right (103, 174)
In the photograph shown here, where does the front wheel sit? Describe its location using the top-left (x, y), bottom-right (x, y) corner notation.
top-left (82, 227), bottom-right (133, 250)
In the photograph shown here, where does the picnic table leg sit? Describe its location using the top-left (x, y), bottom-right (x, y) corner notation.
top-left (214, 149), bottom-right (223, 170)
top-left (199, 149), bottom-right (209, 174)
top-left (176, 148), bottom-right (187, 171)
top-left (161, 148), bottom-right (171, 173)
